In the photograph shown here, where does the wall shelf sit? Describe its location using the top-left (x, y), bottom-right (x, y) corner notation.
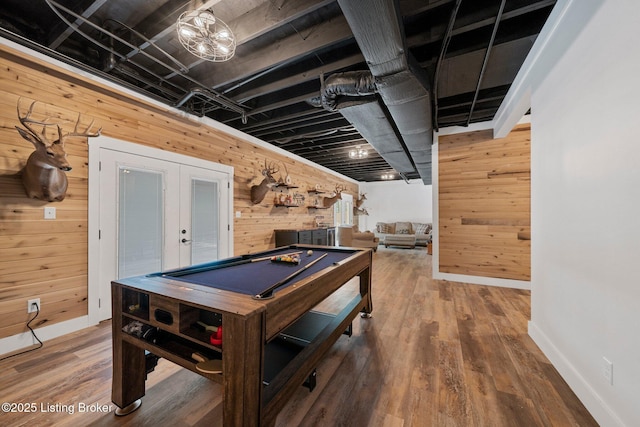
top-left (274, 203), bottom-right (300, 208)
top-left (273, 183), bottom-right (299, 190)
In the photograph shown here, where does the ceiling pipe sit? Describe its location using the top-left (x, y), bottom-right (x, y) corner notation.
top-left (103, 18), bottom-right (189, 73)
top-left (43, 0), bottom-right (246, 117)
top-left (466, 0), bottom-right (507, 126)
top-left (433, 0), bottom-right (463, 132)
top-left (0, 26), bottom-right (180, 107)
top-left (336, 0), bottom-right (433, 184)
top-left (175, 88), bottom-right (248, 123)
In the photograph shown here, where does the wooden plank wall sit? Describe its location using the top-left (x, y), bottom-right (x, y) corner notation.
top-left (438, 124), bottom-right (530, 281)
top-left (0, 44), bottom-right (357, 339)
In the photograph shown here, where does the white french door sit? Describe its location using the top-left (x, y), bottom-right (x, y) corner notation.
top-left (179, 164), bottom-right (228, 266)
top-left (90, 138), bottom-right (232, 321)
top-left (99, 151), bottom-right (179, 287)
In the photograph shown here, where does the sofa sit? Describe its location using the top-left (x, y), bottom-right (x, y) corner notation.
top-left (337, 225), bottom-right (379, 251)
top-left (375, 221), bottom-right (432, 248)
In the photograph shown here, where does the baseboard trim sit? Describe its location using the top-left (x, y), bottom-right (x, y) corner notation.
top-left (0, 316), bottom-right (94, 358)
top-left (528, 321), bottom-right (626, 427)
top-left (432, 271), bottom-right (530, 290)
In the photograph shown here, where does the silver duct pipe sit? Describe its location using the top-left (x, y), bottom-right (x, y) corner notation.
top-left (337, 0), bottom-right (433, 184)
top-left (320, 71), bottom-right (376, 111)
top-left (309, 71), bottom-right (416, 173)
top-left (306, 71), bottom-right (377, 110)
top-left (340, 101), bottom-right (416, 173)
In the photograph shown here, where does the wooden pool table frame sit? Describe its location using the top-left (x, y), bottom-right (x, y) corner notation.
top-left (111, 245), bottom-right (373, 426)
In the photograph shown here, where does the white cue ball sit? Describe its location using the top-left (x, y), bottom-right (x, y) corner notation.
top-left (307, 250), bottom-right (313, 256)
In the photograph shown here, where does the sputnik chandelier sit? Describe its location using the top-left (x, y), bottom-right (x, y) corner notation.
top-left (177, 8), bottom-right (236, 62)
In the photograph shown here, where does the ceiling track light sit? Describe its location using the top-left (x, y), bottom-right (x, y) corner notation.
top-left (348, 145), bottom-right (368, 159)
top-left (381, 173), bottom-right (395, 180)
top-left (177, 9), bottom-right (236, 62)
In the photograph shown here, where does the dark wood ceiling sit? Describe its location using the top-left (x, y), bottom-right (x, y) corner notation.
top-left (0, 0), bottom-right (555, 182)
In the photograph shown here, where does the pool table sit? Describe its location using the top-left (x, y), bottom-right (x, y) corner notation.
top-left (111, 245), bottom-right (373, 426)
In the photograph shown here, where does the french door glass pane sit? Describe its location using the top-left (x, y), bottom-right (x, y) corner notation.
top-left (118, 167), bottom-right (163, 278)
top-left (191, 179), bottom-right (218, 264)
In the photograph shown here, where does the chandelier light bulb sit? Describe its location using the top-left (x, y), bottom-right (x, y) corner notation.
top-left (179, 27), bottom-right (196, 38)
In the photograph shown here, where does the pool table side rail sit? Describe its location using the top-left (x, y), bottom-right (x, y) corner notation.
top-left (113, 275), bottom-right (266, 318)
top-left (263, 249), bottom-right (373, 340)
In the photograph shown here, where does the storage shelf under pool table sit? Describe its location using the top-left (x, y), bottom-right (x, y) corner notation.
top-left (119, 298), bottom-right (352, 387)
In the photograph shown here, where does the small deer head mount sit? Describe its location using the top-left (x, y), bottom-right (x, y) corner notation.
top-left (321, 184), bottom-right (345, 208)
top-left (15, 99), bottom-right (101, 202)
top-left (250, 159), bottom-right (279, 204)
top-left (354, 193), bottom-right (368, 215)
top-left (354, 206), bottom-right (369, 216)
top-left (355, 193), bottom-right (367, 208)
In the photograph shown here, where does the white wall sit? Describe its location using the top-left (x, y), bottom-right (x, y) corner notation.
top-left (527, 1), bottom-right (640, 425)
top-left (358, 179), bottom-right (432, 231)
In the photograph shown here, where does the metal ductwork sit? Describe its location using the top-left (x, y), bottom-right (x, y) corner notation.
top-left (309, 71), bottom-right (416, 174)
top-left (337, 0), bottom-right (433, 184)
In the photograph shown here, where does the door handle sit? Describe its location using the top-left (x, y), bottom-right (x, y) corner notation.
top-left (181, 238), bottom-right (191, 243)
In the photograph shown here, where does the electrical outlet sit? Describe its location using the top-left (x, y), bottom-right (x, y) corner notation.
top-left (27, 298), bottom-right (40, 313)
top-left (44, 207), bottom-right (56, 219)
top-left (602, 357), bottom-right (613, 385)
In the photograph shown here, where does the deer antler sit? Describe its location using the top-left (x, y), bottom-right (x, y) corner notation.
top-left (335, 184), bottom-right (345, 194)
top-left (65, 113), bottom-right (102, 138)
top-left (17, 99), bottom-right (57, 146)
top-left (267, 160), bottom-right (279, 176)
top-left (17, 99), bottom-right (101, 146)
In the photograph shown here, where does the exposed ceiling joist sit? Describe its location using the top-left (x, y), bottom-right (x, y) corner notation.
top-left (0, 0), bottom-right (555, 182)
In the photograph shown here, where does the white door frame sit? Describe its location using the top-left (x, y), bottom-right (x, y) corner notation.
top-left (87, 136), bottom-right (234, 324)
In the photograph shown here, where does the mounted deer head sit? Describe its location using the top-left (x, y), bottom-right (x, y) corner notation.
top-left (354, 206), bottom-right (369, 216)
top-left (16, 99), bottom-right (101, 202)
top-left (250, 159), bottom-right (279, 204)
top-left (321, 184), bottom-right (345, 208)
top-left (355, 193), bottom-right (367, 208)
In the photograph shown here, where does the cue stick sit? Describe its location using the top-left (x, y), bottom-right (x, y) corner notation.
top-left (166, 258), bottom-right (253, 276)
top-left (165, 251), bottom-right (302, 277)
top-left (253, 253), bottom-right (329, 300)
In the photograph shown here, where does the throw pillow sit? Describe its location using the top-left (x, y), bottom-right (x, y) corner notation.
top-left (377, 222), bottom-right (396, 234)
top-left (395, 222), bottom-right (412, 234)
top-left (414, 223), bottom-right (430, 234)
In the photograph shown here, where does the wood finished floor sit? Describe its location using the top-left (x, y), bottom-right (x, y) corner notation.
top-left (0, 247), bottom-right (597, 427)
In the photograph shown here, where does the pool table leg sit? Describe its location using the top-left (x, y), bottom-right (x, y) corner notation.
top-left (111, 286), bottom-right (146, 412)
top-left (222, 313), bottom-right (264, 426)
top-left (359, 263), bottom-right (373, 316)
